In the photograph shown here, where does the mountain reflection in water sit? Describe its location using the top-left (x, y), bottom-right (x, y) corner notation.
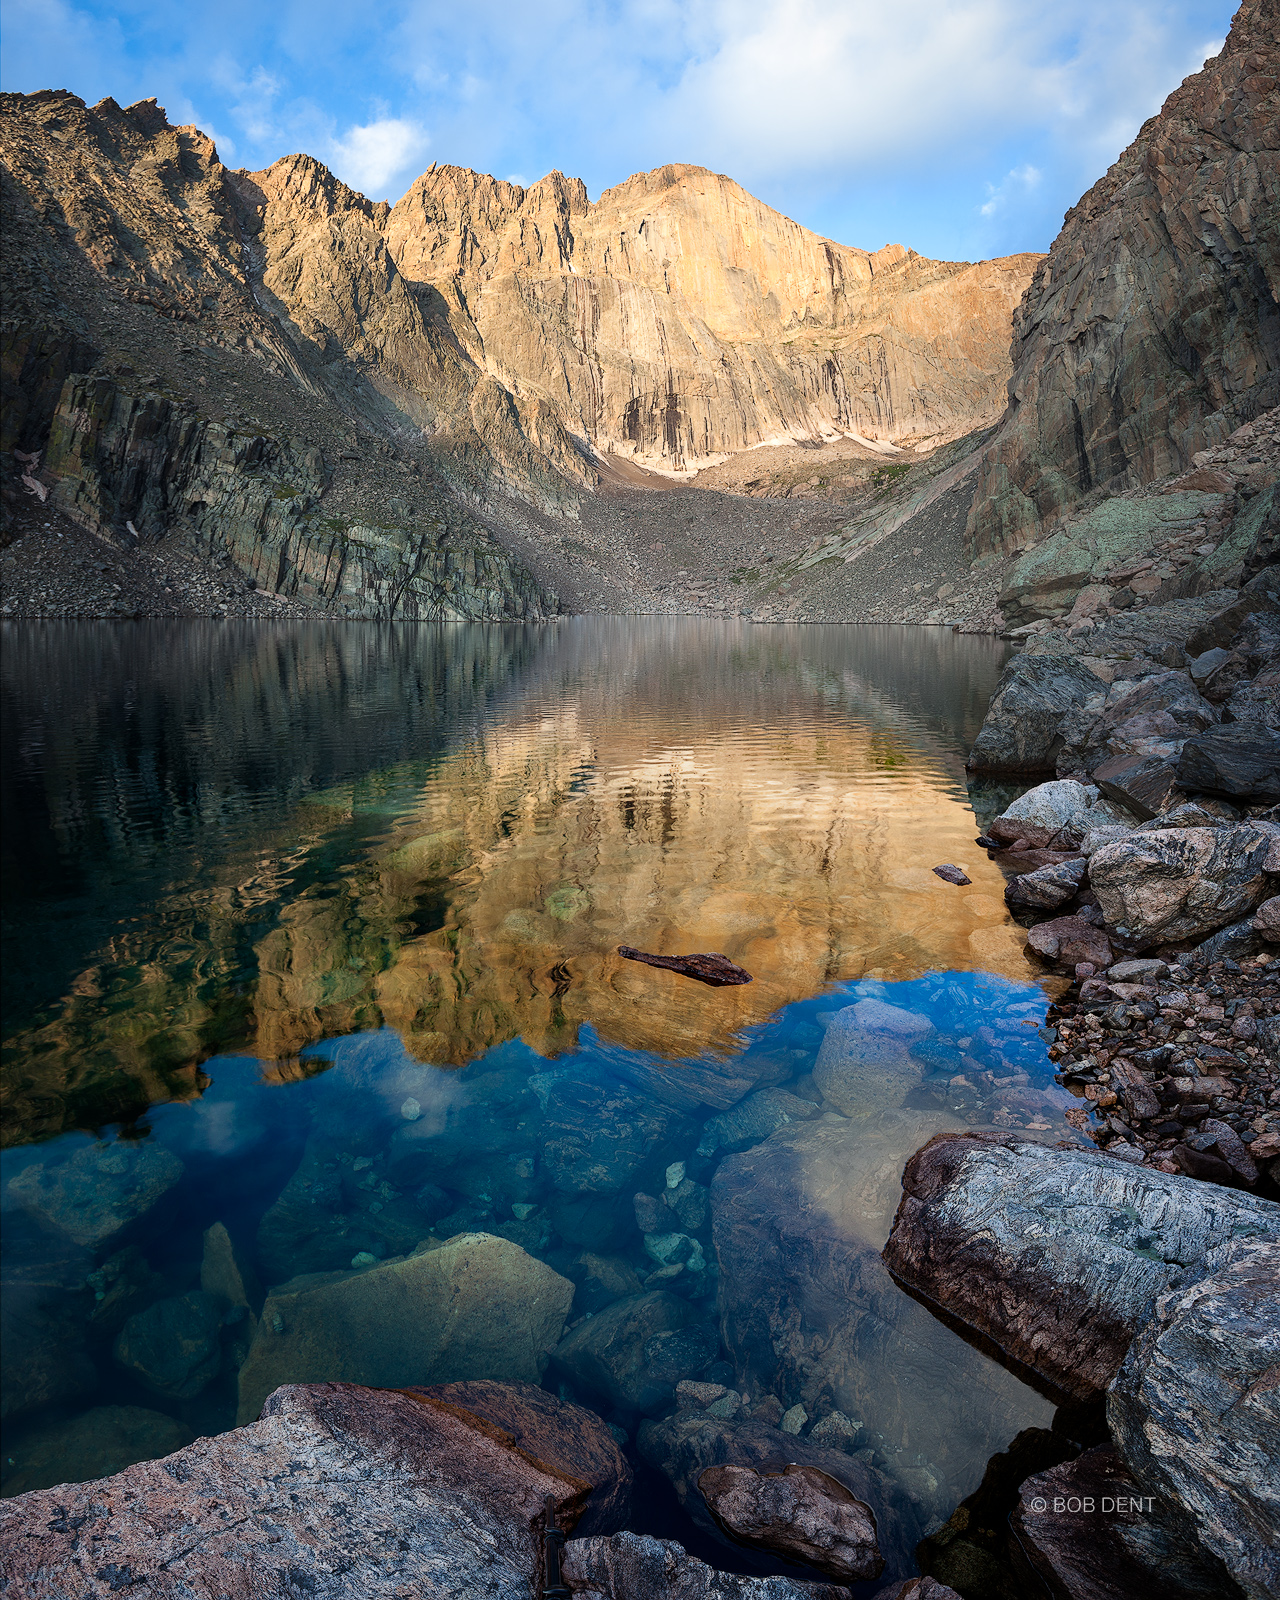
top-left (1, 619), bottom-right (1078, 1573)
top-left (2, 619), bottom-right (1024, 1146)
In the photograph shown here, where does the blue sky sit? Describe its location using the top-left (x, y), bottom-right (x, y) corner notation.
top-left (2, 0), bottom-right (1237, 261)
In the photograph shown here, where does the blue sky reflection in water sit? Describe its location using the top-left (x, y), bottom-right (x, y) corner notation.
top-left (1, 620), bottom-right (1074, 1570)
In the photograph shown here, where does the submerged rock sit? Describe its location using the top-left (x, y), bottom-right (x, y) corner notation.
top-left (1108, 1240), bottom-right (1280, 1600)
top-left (552, 1292), bottom-right (708, 1415)
top-left (698, 1463), bottom-right (883, 1582)
top-left (562, 1532), bottom-right (849, 1599)
top-left (881, 1133), bottom-right (1280, 1403)
top-left (812, 999), bottom-right (934, 1116)
top-left (697, 1088), bottom-right (819, 1157)
top-left (712, 1114), bottom-right (1053, 1525)
top-left (7, 1141), bottom-right (183, 1247)
top-left (1, 1406), bottom-right (193, 1497)
top-left (0, 1382), bottom-right (588, 1596)
top-left (236, 1233), bottom-right (573, 1423)
top-left (638, 1412), bottom-right (912, 1576)
top-left (114, 1291), bottom-right (224, 1399)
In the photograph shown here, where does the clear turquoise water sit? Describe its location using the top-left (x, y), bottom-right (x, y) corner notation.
top-left (1, 619), bottom-right (1069, 1578)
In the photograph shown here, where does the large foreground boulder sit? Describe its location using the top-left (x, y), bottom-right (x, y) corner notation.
top-left (0, 1383), bottom-right (589, 1597)
top-left (236, 1232), bottom-right (574, 1422)
top-left (1011, 1446), bottom-right (1239, 1600)
top-left (1088, 821), bottom-right (1279, 945)
top-left (562, 1532), bottom-right (847, 1599)
top-left (881, 1134), bottom-right (1279, 1403)
top-left (966, 656), bottom-right (1105, 774)
top-left (409, 1378), bottom-right (633, 1536)
top-left (1108, 1240), bottom-right (1280, 1600)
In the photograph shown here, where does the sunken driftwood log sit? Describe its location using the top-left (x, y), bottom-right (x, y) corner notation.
top-left (618, 949), bottom-right (752, 986)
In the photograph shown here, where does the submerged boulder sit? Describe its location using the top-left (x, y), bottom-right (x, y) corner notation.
top-left (638, 1411), bottom-right (912, 1577)
top-left (114, 1291), bottom-right (224, 1399)
top-left (698, 1462), bottom-right (883, 1583)
top-left (1108, 1240), bottom-right (1280, 1600)
top-left (812, 999), bottom-right (934, 1116)
top-left (881, 1134), bottom-right (1280, 1403)
top-left (712, 1114), bottom-right (1054, 1527)
top-left (236, 1233), bottom-right (573, 1423)
top-left (0, 1382), bottom-right (590, 1596)
top-left (1088, 821), bottom-right (1279, 944)
top-left (0, 1405), bottom-right (193, 1497)
top-left (7, 1141), bottom-right (183, 1248)
top-left (551, 1291), bottom-right (707, 1416)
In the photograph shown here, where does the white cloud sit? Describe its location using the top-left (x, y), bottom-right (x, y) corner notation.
top-left (325, 117), bottom-right (430, 198)
top-left (979, 162), bottom-right (1042, 218)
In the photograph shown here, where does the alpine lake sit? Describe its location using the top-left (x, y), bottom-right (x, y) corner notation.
top-left (0, 619), bottom-right (1076, 1580)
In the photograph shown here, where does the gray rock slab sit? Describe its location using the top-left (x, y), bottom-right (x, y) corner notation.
top-left (813, 1000), bottom-right (934, 1116)
top-left (697, 1462), bottom-right (883, 1582)
top-left (1108, 1240), bottom-right (1280, 1600)
top-left (1089, 820), bottom-right (1279, 944)
top-left (967, 655), bottom-right (1108, 774)
top-left (881, 1133), bottom-right (1280, 1403)
top-left (236, 1232), bottom-right (573, 1423)
top-left (1177, 723), bottom-right (1280, 802)
top-left (0, 1382), bottom-right (587, 1597)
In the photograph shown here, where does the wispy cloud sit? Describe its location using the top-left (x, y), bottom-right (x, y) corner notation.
top-left (0, 0), bottom-right (1241, 254)
top-left (980, 163), bottom-right (1042, 218)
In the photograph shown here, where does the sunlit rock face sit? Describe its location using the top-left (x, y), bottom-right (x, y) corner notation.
top-left (381, 162), bottom-right (1040, 471)
top-left (1, 621), bottom-right (1028, 1145)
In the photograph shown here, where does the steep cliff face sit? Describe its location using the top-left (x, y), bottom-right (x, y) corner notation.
top-left (967, 0), bottom-right (1280, 561)
top-left (383, 162), bottom-right (1038, 470)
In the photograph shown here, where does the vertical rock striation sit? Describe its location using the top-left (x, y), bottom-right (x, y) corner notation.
top-left (968, 0), bottom-right (1280, 560)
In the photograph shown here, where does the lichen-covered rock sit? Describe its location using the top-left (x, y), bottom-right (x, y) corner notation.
top-left (698, 1463), bottom-right (883, 1582)
top-left (1108, 1240), bottom-right (1280, 1600)
top-left (881, 1133), bottom-right (1280, 1402)
top-left (966, 655), bottom-right (1106, 774)
top-left (236, 1232), bottom-right (574, 1423)
top-left (0, 1382), bottom-right (590, 1597)
top-left (986, 778), bottom-right (1120, 848)
top-left (562, 1531), bottom-right (848, 1599)
top-left (1088, 821), bottom-right (1279, 944)
top-left (6, 1139), bottom-right (184, 1247)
